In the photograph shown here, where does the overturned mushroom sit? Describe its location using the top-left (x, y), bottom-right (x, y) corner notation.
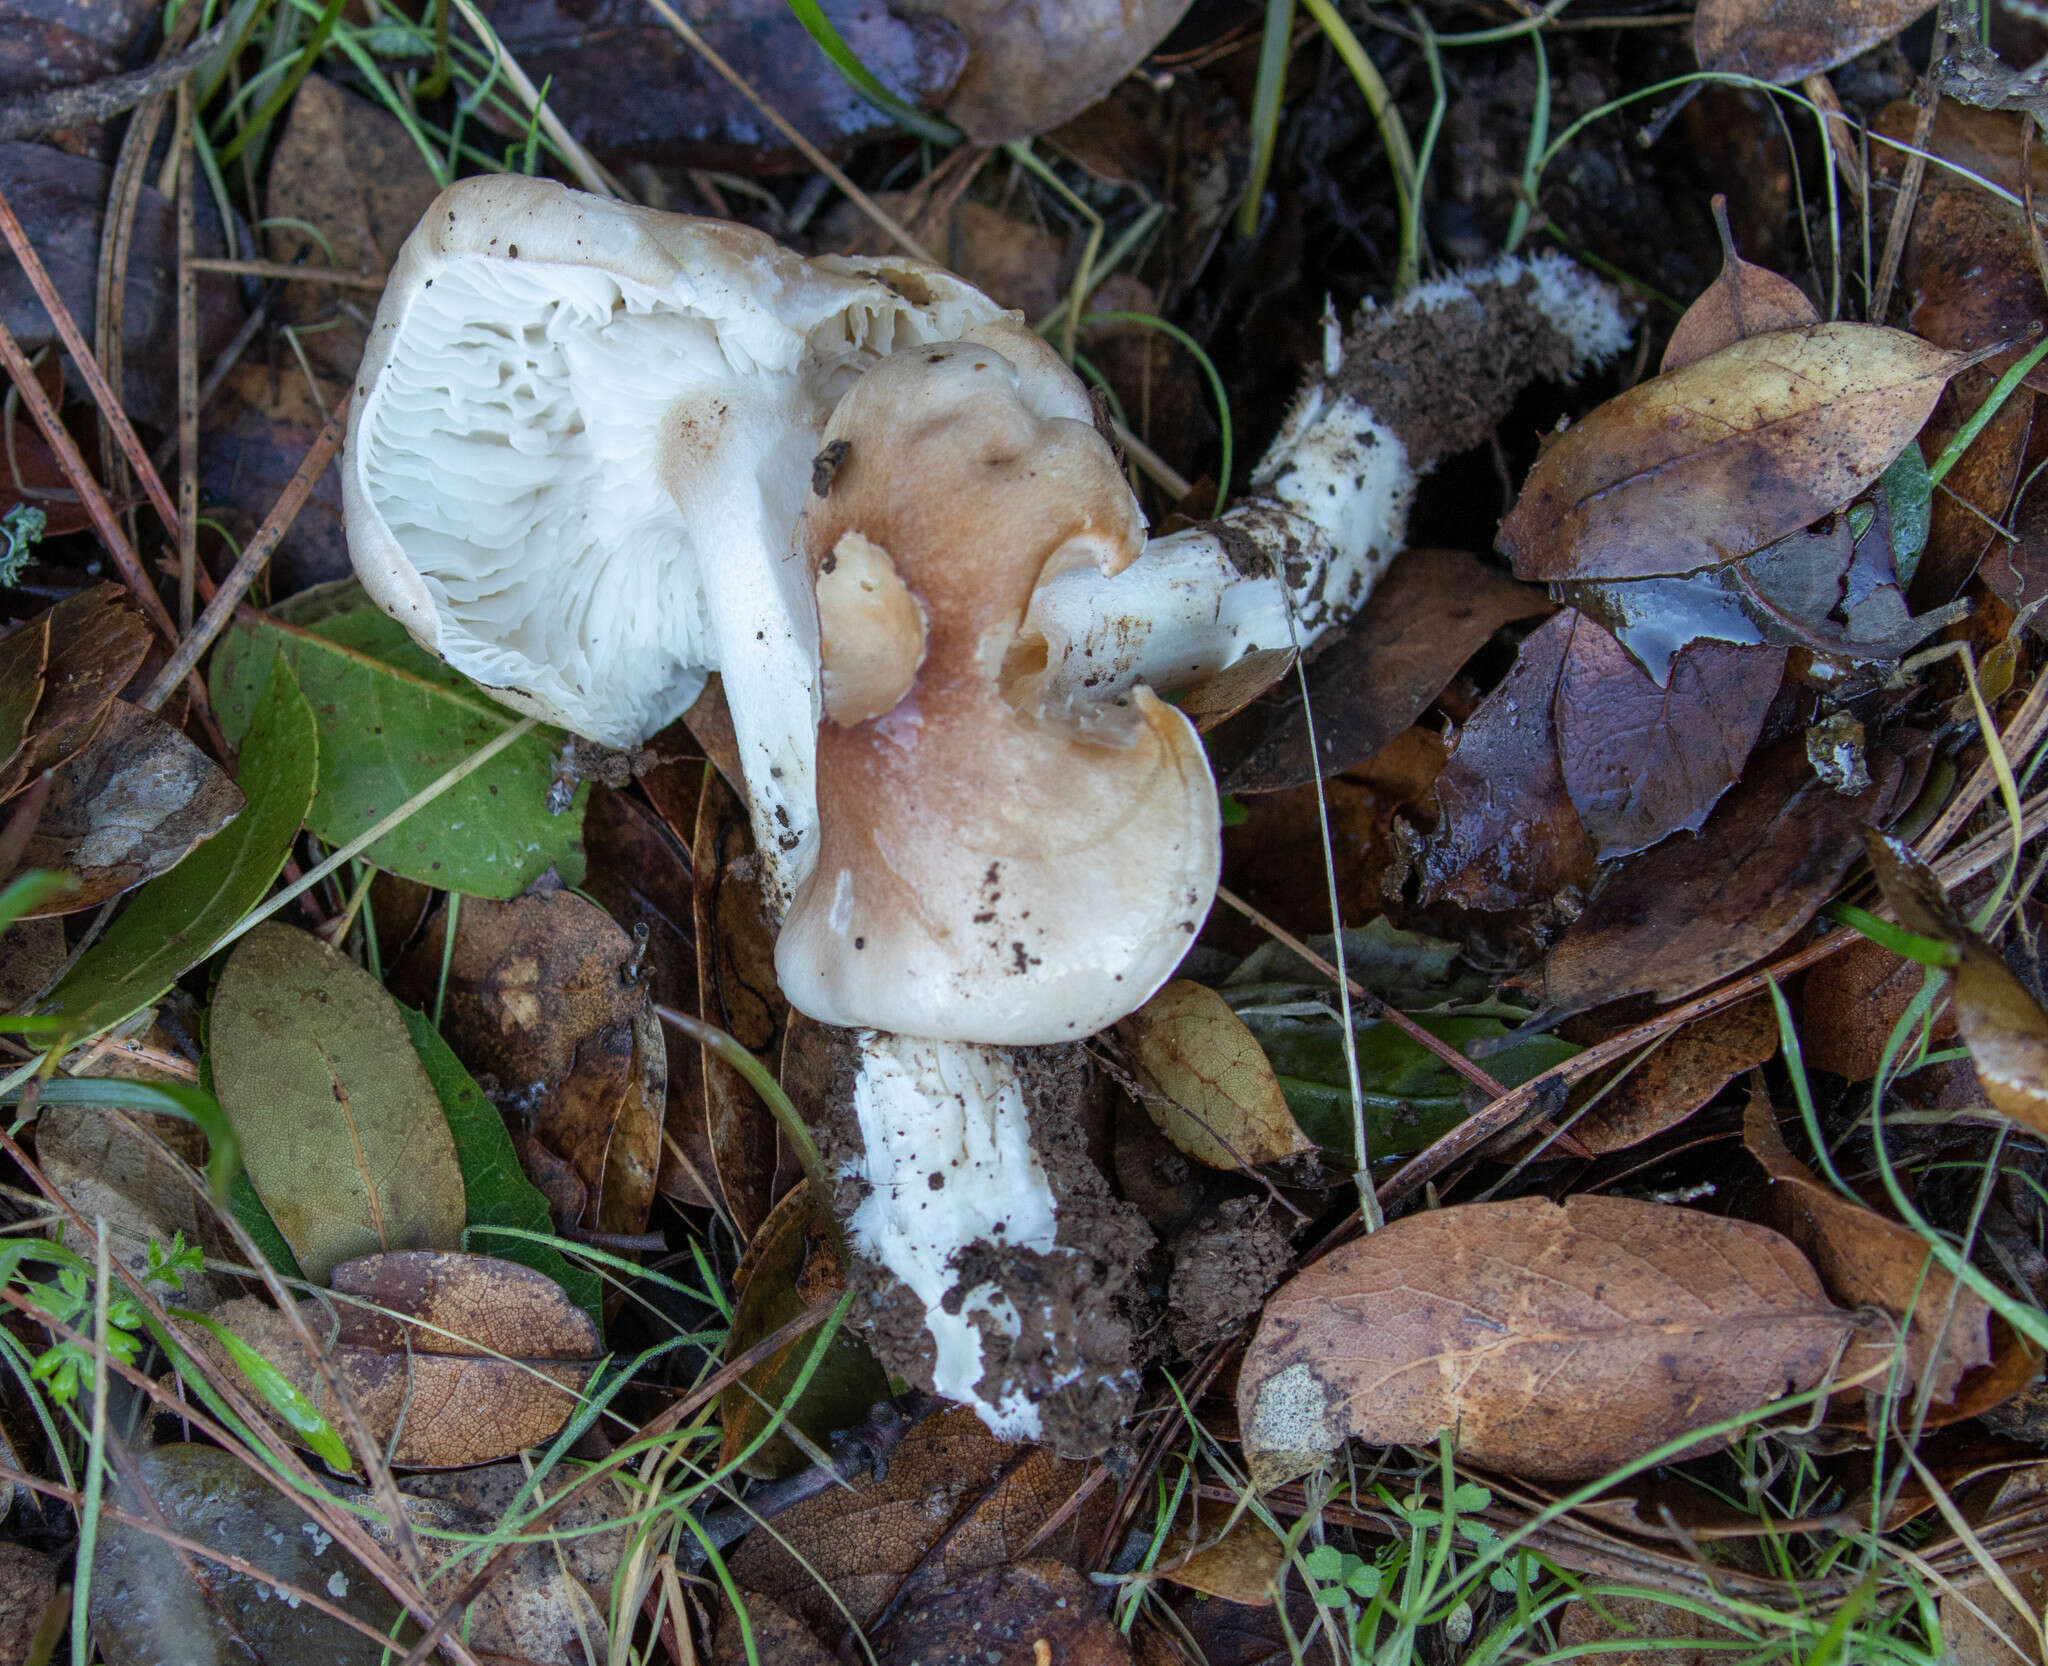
top-left (343, 175), bottom-right (1007, 894)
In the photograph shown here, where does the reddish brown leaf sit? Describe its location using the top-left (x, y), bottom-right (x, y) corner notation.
top-left (1694, 0), bottom-right (1935, 83)
top-left (1543, 734), bottom-right (1919, 1015)
top-left (1915, 366), bottom-right (2033, 608)
top-left (1801, 935), bottom-right (1958, 1083)
top-left (1500, 325), bottom-right (1960, 583)
top-left (0, 583), bottom-right (151, 801)
top-left (1662, 194), bottom-right (1819, 373)
top-left (1574, 995), bottom-right (1778, 1155)
top-left (1744, 1089), bottom-right (1993, 1403)
top-left (1553, 613), bottom-right (1786, 859)
top-left (1219, 548), bottom-right (1550, 794)
top-left (0, 609), bottom-right (48, 787)
top-left (1238, 1194), bottom-right (1851, 1484)
top-left (1418, 611), bottom-right (1598, 913)
top-left (19, 701), bottom-right (243, 914)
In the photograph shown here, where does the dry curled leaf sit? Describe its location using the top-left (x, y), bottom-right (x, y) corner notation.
top-left (1552, 614), bottom-right (1786, 860)
top-left (19, 701), bottom-right (243, 914)
top-left (1693, 0), bottom-right (1935, 83)
top-left (1744, 1089), bottom-right (1993, 1403)
top-left (196, 1251), bottom-right (601, 1468)
top-left (1118, 980), bottom-right (1313, 1170)
top-left (1501, 325), bottom-right (1961, 583)
top-left (1151, 1507), bottom-right (1288, 1607)
top-left (0, 582), bottom-right (152, 801)
top-left (211, 921), bottom-right (467, 1283)
top-left (1662, 194), bottom-right (1819, 374)
top-left (1238, 1194), bottom-right (1851, 1485)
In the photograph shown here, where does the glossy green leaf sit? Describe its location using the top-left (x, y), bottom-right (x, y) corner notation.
top-left (399, 1006), bottom-right (602, 1325)
top-left (209, 921), bottom-right (466, 1283)
top-left (1881, 440), bottom-right (1930, 584)
top-left (209, 581), bottom-right (584, 896)
top-left (39, 652), bottom-right (317, 1040)
top-left (0, 870), bottom-right (77, 933)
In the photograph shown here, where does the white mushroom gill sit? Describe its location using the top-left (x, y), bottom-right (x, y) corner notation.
top-left (845, 1031), bottom-right (1059, 1439)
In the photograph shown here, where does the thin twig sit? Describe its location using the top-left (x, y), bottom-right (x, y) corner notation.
top-left (0, 17), bottom-right (230, 142)
top-left (1873, 49), bottom-right (1943, 319)
top-left (186, 257), bottom-right (387, 289)
top-left (141, 389), bottom-right (350, 711)
top-left (175, 84), bottom-right (198, 636)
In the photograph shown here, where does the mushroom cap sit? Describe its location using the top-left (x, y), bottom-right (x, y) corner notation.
top-left (343, 176), bottom-right (1005, 882)
top-left (774, 324), bottom-right (1221, 1044)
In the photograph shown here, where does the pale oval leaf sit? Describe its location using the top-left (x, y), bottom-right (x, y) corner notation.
top-left (1117, 979), bottom-right (1314, 1169)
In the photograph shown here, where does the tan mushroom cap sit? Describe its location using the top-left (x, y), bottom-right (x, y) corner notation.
top-left (774, 323), bottom-right (1221, 1044)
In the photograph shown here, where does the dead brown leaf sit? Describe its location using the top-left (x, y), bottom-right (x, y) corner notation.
top-left (1916, 365), bottom-right (2033, 608)
top-left (1802, 935), bottom-right (1958, 1082)
top-left (1556, 1593), bottom-right (1746, 1664)
top-left (197, 1251), bottom-right (601, 1469)
top-left (198, 363), bottom-right (352, 595)
top-left (694, 763), bottom-right (795, 1238)
top-left (1418, 610), bottom-right (1598, 913)
top-left (1744, 1089), bottom-right (1994, 1403)
top-left (1662, 194), bottom-right (1819, 373)
top-left (726, 1404), bottom-right (1109, 1645)
top-left (871, 1560), bottom-right (1130, 1666)
top-left (395, 889), bottom-right (660, 1236)
top-left (1553, 614), bottom-right (1786, 859)
top-left (1574, 995), bottom-right (1778, 1155)
top-left (1219, 549), bottom-right (1550, 794)
top-left (0, 582), bottom-right (152, 801)
top-left (1117, 980), bottom-right (1313, 1170)
top-left (1543, 734), bottom-right (1918, 1015)
top-left (1151, 1508), bottom-right (1288, 1607)
top-left (1693, 0), bottom-right (1935, 82)
top-left (900, 0), bottom-right (1193, 142)
top-left (1500, 325), bottom-right (1961, 583)
top-left (18, 700), bottom-right (242, 913)
top-left (1238, 1194), bottom-right (1852, 1485)
top-left (0, 609), bottom-right (47, 787)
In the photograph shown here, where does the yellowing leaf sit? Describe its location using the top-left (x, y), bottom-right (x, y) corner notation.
top-left (210, 921), bottom-right (467, 1282)
top-left (1117, 980), bottom-right (1313, 1169)
top-left (1501, 325), bottom-right (1960, 582)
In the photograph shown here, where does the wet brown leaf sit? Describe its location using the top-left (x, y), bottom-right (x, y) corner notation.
top-left (212, 922), bottom-right (467, 1283)
top-left (480, 0), bottom-right (965, 168)
top-left (694, 764), bottom-right (794, 1238)
top-left (1117, 981), bottom-right (1313, 1170)
top-left (903, 0), bottom-right (1193, 142)
top-left (1802, 935), bottom-right (1958, 1082)
top-left (18, 701), bottom-right (243, 914)
top-left (1866, 833), bottom-right (2048, 1136)
top-left (1694, 0), bottom-right (1935, 82)
top-left (1916, 366), bottom-right (2033, 608)
top-left (396, 888), bottom-right (659, 1235)
top-left (1238, 1194), bottom-right (1851, 1485)
top-left (1219, 549), bottom-right (1550, 794)
top-left (0, 609), bottom-right (47, 787)
top-left (871, 1561), bottom-right (1130, 1666)
top-left (1500, 325), bottom-right (1961, 583)
top-left (1418, 611), bottom-right (1598, 913)
top-left (727, 1405), bottom-right (1109, 1645)
top-left (1544, 734), bottom-right (1917, 1015)
top-left (1744, 1089), bottom-right (1993, 1402)
top-left (1574, 995), bottom-right (1778, 1155)
top-left (1662, 195), bottom-right (1819, 373)
top-left (1553, 614), bottom-right (1786, 859)
top-left (1179, 647), bottom-right (1297, 737)
top-left (197, 1251), bottom-right (601, 1468)
top-left (0, 583), bottom-right (152, 801)
top-left (720, 1180), bottom-right (888, 1479)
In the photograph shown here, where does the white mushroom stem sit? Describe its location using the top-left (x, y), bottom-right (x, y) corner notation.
top-left (843, 1031), bottom-right (1057, 1439)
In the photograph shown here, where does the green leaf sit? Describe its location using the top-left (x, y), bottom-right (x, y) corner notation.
top-left (1244, 1011), bottom-right (1579, 1163)
top-left (38, 651), bottom-right (317, 1039)
top-left (226, 1172), bottom-right (305, 1282)
top-left (208, 921), bottom-right (467, 1282)
top-left (4, 1077), bottom-right (241, 1198)
top-left (169, 1308), bottom-right (352, 1472)
top-left (1881, 440), bottom-right (1930, 585)
top-left (398, 1005), bottom-right (602, 1326)
top-left (209, 581), bottom-right (583, 897)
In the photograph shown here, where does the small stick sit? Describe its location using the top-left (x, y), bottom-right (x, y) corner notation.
top-left (141, 390), bottom-right (350, 711)
top-left (1873, 52), bottom-right (1942, 320)
top-left (185, 257), bottom-right (386, 289)
top-left (0, 182), bottom-right (181, 539)
top-left (175, 85), bottom-right (198, 636)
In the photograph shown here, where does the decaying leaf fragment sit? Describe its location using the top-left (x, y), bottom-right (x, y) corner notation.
top-left (1661, 194), bottom-right (1819, 374)
top-left (1238, 1194), bottom-right (1851, 1485)
top-left (1694, 0), bottom-right (1936, 84)
top-left (1501, 325), bottom-right (1961, 582)
top-left (211, 921), bottom-right (467, 1282)
top-left (1117, 980), bottom-right (1314, 1170)
top-left (1744, 1088), bottom-right (1994, 1403)
top-left (193, 1251), bottom-right (601, 1468)
top-left (1865, 833), bottom-right (2048, 1135)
